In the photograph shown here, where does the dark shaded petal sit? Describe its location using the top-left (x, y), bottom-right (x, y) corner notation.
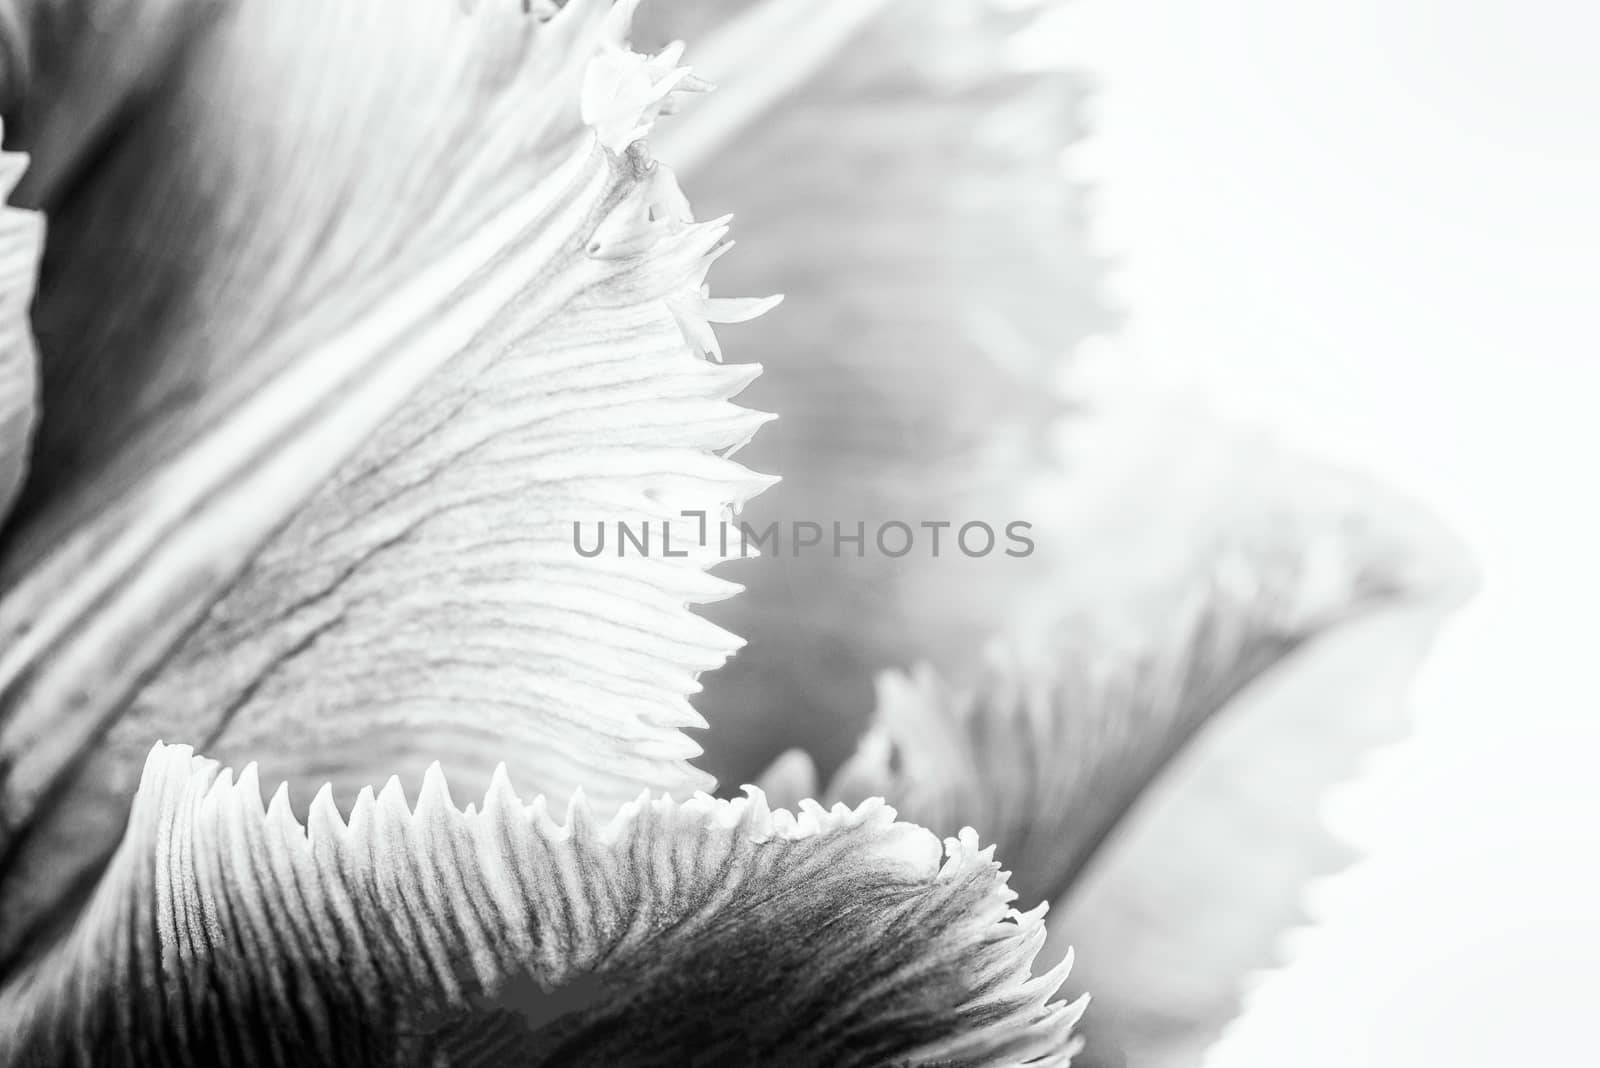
top-left (0, 0), bottom-right (213, 206)
top-left (0, 742), bottom-right (1084, 1068)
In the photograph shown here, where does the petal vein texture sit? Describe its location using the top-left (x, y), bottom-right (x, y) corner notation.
top-left (0, 743), bottom-right (1085, 1068)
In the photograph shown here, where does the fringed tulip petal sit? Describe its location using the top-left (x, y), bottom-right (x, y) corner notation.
top-left (0, 742), bottom-right (1085, 1068)
top-left (0, 1), bottom-right (776, 969)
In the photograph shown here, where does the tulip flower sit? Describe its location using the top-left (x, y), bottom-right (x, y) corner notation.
top-left (0, 0), bottom-right (1469, 1065)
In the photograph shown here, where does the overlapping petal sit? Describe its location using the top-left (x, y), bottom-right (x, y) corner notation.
top-left (0, 132), bottom-right (39, 523)
top-left (641, 0), bottom-right (1113, 783)
top-left (0, 0), bottom-right (212, 206)
top-left (758, 415), bottom-right (1474, 1064)
top-left (763, 430), bottom-right (1457, 898)
top-left (6, 0), bottom-right (601, 514)
top-left (0, 742), bottom-right (1084, 1067)
top-left (0, 1), bottom-right (777, 968)
top-left (0, 2), bottom-right (1481, 1063)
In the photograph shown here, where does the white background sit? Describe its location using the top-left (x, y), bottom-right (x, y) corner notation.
top-left (1052, 1), bottom-right (1600, 1063)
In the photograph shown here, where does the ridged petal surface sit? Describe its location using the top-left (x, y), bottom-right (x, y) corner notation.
top-left (0, 743), bottom-right (1084, 1068)
top-left (0, 1), bottom-right (777, 971)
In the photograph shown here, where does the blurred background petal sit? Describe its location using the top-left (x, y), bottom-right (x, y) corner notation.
top-left (759, 408), bottom-right (1475, 1064)
top-left (790, 426), bottom-right (1468, 907)
top-left (1047, 3), bottom-right (1600, 1063)
top-left (0, 0), bottom-right (213, 207)
top-left (1053, 601), bottom-right (1458, 1068)
top-left (644, 0), bottom-right (1115, 784)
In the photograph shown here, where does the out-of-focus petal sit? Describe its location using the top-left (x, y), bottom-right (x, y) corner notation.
top-left (642, 0), bottom-right (1113, 783)
top-left (0, 742), bottom-right (1084, 1068)
top-left (0, 0), bottom-right (212, 205)
top-left (0, 132), bottom-right (39, 524)
top-left (632, 0), bottom-right (747, 52)
top-left (762, 414), bottom-right (1476, 1065)
top-left (780, 440), bottom-right (1460, 904)
top-left (0, 2), bottom-right (775, 968)
top-left (1052, 604), bottom-right (1459, 1068)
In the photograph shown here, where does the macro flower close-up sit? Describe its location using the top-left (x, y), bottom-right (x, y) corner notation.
top-left (0, 0), bottom-right (1503, 1064)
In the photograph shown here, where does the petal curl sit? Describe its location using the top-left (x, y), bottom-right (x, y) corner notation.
top-left (0, 2), bottom-right (774, 967)
top-left (0, 130), bottom-right (38, 524)
top-left (760, 420), bottom-right (1475, 1066)
top-left (0, 742), bottom-right (1084, 1068)
top-left (1052, 605), bottom-right (1458, 1068)
top-left (769, 443), bottom-right (1461, 904)
top-left (643, 0), bottom-right (1114, 784)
